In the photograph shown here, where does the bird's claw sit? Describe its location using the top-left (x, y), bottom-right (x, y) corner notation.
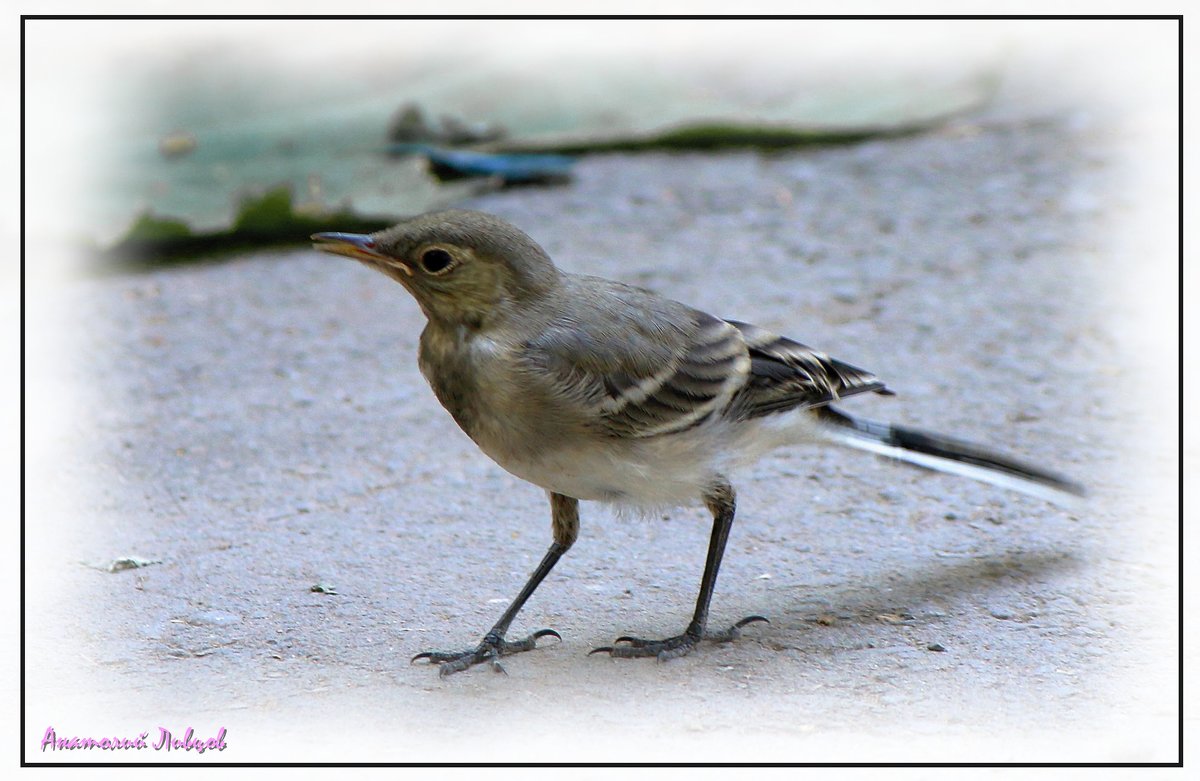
top-left (707, 614), bottom-right (769, 641)
top-left (590, 615), bottom-right (769, 661)
top-left (411, 628), bottom-right (562, 676)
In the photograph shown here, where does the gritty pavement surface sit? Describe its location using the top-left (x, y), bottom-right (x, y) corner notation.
top-left (25, 110), bottom-right (1177, 762)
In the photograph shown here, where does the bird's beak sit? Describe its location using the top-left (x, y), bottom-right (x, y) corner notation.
top-left (311, 232), bottom-right (388, 264)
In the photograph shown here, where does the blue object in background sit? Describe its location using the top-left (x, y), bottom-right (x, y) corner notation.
top-left (387, 144), bottom-right (575, 185)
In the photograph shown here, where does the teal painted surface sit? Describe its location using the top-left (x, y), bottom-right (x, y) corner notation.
top-left (80, 24), bottom-right (997, 257)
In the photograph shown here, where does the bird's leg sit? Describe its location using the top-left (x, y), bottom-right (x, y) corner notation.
top-left (412, 493), bottom-right (578, 676)
top-left (591, 479), bottom-right (767, 661)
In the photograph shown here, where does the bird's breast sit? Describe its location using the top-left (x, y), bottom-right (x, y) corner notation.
top-left (418, 327), bottom-right (561, 460)
top-left (417, 326), bottom-right (497, 440)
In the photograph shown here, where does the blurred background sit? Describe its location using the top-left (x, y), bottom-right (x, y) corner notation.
top-left (25, 20), bottom-right (1023, 264)
top-left (18, 17), bottom-right (1181, 764)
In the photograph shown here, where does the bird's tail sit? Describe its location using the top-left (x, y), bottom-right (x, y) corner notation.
top-left (816, 406), bottom-right (1085, 505)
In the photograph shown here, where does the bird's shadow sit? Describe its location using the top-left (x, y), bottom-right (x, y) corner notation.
top-left (741, 547), bottom-right (1081, 636)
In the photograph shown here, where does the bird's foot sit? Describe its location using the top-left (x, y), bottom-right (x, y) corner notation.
top-left (411, 628), bottom-right (561, 677)
top-left (589, 615), bottom-right (768, 661)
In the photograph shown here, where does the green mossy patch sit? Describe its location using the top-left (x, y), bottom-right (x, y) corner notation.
top-left (102, 186), bottom-right (393, 273)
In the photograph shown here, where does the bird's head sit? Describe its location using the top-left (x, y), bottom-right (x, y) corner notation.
top-left (312, 209), bottom-right (561, 329)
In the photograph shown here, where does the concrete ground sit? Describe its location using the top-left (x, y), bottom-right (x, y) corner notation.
top-left (24, 107), bottom-right (1178, 762)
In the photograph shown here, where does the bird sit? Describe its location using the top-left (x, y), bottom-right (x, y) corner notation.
top-left (311, 209), bottom-right (1084, 677)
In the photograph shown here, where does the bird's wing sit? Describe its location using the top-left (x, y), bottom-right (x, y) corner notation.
top-left (519, 277), bottom-right (889, 438)
top-left (522, 301), bottom-right (752, 439)
top-left (726, 320), bottom-right (892, 418)
top-left (593, 311), bottom-right (752, 437)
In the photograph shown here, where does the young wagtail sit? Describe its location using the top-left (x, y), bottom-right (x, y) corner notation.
top-left (312, 209), bottom-right (1084, 676)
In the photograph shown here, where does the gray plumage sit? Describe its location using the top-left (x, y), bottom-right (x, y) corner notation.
top-left (311, 209), bottom-right (1083, 675)
top-left (318, 210), bottom-right (905, 505)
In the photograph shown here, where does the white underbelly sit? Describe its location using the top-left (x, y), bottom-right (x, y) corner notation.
top-left (487, 411), bottom-right (826, 506)
top-left (498, 437), bottom-right (715, 505)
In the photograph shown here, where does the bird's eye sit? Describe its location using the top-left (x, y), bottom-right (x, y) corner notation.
top-left (420, 248), bottom-right (455, 274)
